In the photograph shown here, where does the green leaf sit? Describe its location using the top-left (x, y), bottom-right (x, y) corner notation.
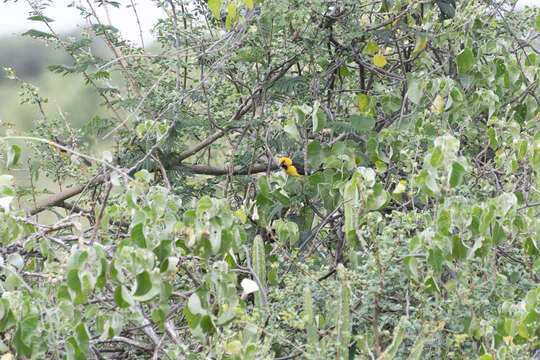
top-left (225, 3), bottom-right (236, 28)
top-left (403, 256), bottom-right (419, 283)
top-left (67, 269), bottom-right (82, 293)
top-left (339, 65), bottom-right (351, 77)
top-left (381, 95), bottom-right (402, 114)
top-left (187, 293), bottom-right (206, 315)
top-left (7, 253), bottom-right (23, 271)
top-left (428, 247), bottom-right (444, 274)
top-left (449, 161), bottom-right (466, 188)
top-left (366, 183), bottom-right (389, 211)
top-left (350, 114), bottom-right (374, 132)
top-left (208, 0), bottom-right (221, 18)
top-left (312, 109), bottom-right (326, 133)
top-left (130, 223), bottom-right (145, 248)
top-left (0, 301), bottom-right (5, 321)
top-left (288, 221), bottom-right (299, 245)
top-left (22, 29), bottom-right (55, 39)
top-left (65, 337), bottom-right (84, 360)
top-left (418, 169), bottom-right (439, 197)
top-left (198, 196), bottom-right (213, 213)
top-left (7, 145), bottom-right (21, 168)
top-left (430, 147), bottom-right (443, 168)
top-left (486, 128), bottom-right (497, 149)
top-left (227, 3), bottom-right (236, 19)
top-left (452, 235), bottom-right (468, 260)
top-left (219, 229), bottom-right (233, 254)
top-left (424, 277), bottom-right (440, 293)
top-left (355, 94), bottom-right (370, 112)
top-left (407, 78), bottom-right (423, 105)
top-left (28, 15), bottom-right (55, 22)
top-left (133, 271), bottom-right (162, 302)
top-left (480, 206), bottom-right (494, 233)
top-left (293, 106), bottom-right (305, 124)
top-left (456, 48), bottom-right (474, 74)
top-left (270, 189), bottom-right (290, 205)
top-left (200, 315), bottom-right (216, 333)
top-left (183, 210), bottom-right (196, 226)
top-left (160, 256), bottom-right (179, 274)
top-left (268, 268), bottom-right (279, 285)
top-left (114, 285), bottom-right (134, 309)
top-left (284, 122), bottom-right (301, 142)
top-left (0, 339), bottom-right (8, 353)
top-left (66, 38), bottom-right (92, 52)
top-left (437, 209), bottom-right (451, 235)
top-left (151, 308), bottom-right (167, 326)
top-left (434, 0), bottom-right (456, 19)
top-left (307, 141), bottom-right (327, 167)
top-left (75, 322), bottom-right (90, 353)
top-left (134, 271), bottom-right (152, 296)
top-left (517, 139), bottom-right (527, 160)
top-left (364, 41), bottom-right (379, 54)
top-left (525, 237), bottom-right (539, 256)
top-left (536, 12), bottom-right (540, 32)
top-left (366, 138), bottom-right (378, 158)
top-left (258, 176), bottom-right (271, 196)
top-left (19, 317), bottom-right (38, 345)
top-left (492, 221), bottom-right (505, 245)
top-left (516, 322), bottom-right (528, 339)
top-left (275, 220), bottom-right (298, 245)
top-left (412, 36), bottom-right (428, 54)
top-left (13, 317), bottom-right (38, 356)
top-left (477, 354), bottom-right (493, 360)
top-left (497, 192), bottom-right (517, 216)
top-left (125, 189), bottom-right (138, 209)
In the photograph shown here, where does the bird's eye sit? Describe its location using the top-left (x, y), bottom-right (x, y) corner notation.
top-left (281, 163), bottom-right (288, 169)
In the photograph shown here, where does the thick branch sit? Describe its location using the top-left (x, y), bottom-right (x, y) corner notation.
top-left (175, 129), bottom-right (226, 161)
top-left (25, 174), bottom-right (108, 216)
top-left (180, 163), bottom-right (276, 175)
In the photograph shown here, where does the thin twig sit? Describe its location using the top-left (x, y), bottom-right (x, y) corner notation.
top-left (90, 181), bottom-right (112, 245)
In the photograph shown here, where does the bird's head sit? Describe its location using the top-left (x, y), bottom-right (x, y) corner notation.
top-left (278, 157), bottom-right (292, 169)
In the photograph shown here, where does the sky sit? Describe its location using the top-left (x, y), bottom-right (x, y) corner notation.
top-left (0, 0), bottom-right (538, 46)
top-left (0, 0), bottom-right (166, 46)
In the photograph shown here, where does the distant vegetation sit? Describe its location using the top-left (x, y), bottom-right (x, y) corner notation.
top-left (0, 1), bottom-right (539, 359)
top-left (0, 34), bottom-right (106, 133)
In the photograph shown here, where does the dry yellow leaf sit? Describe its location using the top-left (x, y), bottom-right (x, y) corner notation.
top-left (430, 94), bottom-right (444, 114)
top-left (373, 54), bottom-right (387, 67)
top-left (225, 340), bottom-right (242, 354)
top-left (454, 333), bottom-right (468, 345)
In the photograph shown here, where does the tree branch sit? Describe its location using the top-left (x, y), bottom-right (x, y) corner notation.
top-left (180, 163), bottom-right (276, 175)
top-left (25, 173), bottom-right (108, 215)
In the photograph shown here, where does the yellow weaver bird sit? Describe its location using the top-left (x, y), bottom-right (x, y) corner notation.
top-left (49, 137), bottom-right (92, 166)
top-left (278, 157), bottom-right (303, 179)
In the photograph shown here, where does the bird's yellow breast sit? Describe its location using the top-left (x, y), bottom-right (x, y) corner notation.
top-left (278, 157), bottom-right (300, 178)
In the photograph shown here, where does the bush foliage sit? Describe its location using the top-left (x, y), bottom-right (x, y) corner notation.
top-left (0, 0), bottom-right (539, 359)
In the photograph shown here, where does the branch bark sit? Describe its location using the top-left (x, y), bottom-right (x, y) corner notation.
top-left (180, 163), bottom-right (276, 175)
top-left (25, 173), bottom-right (108, 216)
